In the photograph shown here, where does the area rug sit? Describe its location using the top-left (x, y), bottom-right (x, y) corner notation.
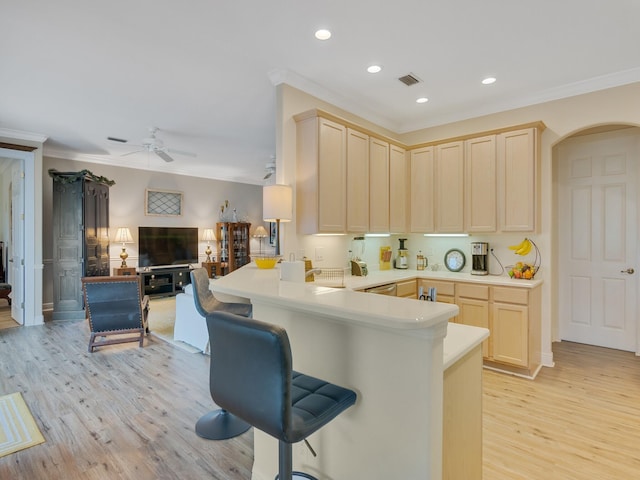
top-left (0, 392), bottom-right (45, 458)
top-left (148, 297), bottom-right (200, 354)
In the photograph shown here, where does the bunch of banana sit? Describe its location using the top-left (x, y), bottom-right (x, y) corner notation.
top-left (509, 238), bottom-right (533, 256)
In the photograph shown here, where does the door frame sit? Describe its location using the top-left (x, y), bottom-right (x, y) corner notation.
top-left (552, 124), bottom-right (640, 355)
top-left (0, 129), bottom-right (46, 327)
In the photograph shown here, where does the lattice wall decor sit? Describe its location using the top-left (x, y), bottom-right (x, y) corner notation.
top-left (145, 189), bottom-right (183, 216)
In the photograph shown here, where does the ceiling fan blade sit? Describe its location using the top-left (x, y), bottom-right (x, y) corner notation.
top-left (168, 148), bottom-right (197, 158)
top-left (155, 150), bottom-right (175, 162)
top-left (121, 149), bottom-right (145, 157)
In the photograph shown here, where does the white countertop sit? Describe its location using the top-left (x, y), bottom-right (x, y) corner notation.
top-left (212, 263), bottom-right (459, 331)
top-left (344, 268), bottom-right (542, 291)
top-left (212, 263), bottom-right (491, 371)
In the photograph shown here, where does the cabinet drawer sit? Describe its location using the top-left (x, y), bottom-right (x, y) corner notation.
top-left (396, 279), bottom-right (417, 298)
top-left (457, 283), bottom-right (489, 300)
top-left (419, 279), bottom-right (455, 296)
top-left (493, 286), bottom-right (528, 305)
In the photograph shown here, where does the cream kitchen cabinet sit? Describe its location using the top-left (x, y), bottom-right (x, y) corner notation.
top-left (465, 135), bottom-right (497, 232)
top-left (346, 128), bottom-right (370, 233)
top-left (435, 141), bottom-right (464, 233)
top-left (369, 137), bottom-right (390, 232)
top-left (409, 146), bottom-right (435, 232)
top-left (296, 114), bottom-right (347, 234)
top-left (498, 127), bottom-right (539, 232)
top-left (456, 283), bottom-right (490, 358)
top-left (490, 285), bottom-right (541, 375)
top-left (396, 278), bottom-right (417, 298)
top-left (389, 144), bottom-right (408, 233)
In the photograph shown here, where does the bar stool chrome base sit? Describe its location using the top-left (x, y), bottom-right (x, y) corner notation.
top-left (275, 473), bottom-right (317, 480)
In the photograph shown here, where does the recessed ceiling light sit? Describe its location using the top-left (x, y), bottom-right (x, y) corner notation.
top-left (315, 29), bottom-right (332, 40)
top-left (416, 97), bottom-right (429, 104)
top-left (367, 65), bottom-right (382, 74)
top-left (482, 77), bottom-right (496, 85)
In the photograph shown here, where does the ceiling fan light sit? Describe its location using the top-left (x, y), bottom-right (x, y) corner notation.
top-left (416, 97), bottom-right (429, 104)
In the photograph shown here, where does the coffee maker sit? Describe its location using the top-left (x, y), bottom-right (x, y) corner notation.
top-left (471, 242), bottom-right (489, 275)
top-left (394, 238), bottom-right (408, 269)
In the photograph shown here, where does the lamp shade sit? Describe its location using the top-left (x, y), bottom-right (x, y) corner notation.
top-left (263, 184), bottom-right (292, 222)
top-left (253, 225), bottom-right (268, 238)
top-left (114, 227), bottom-right (133, 244)
top-left (202, 228), bottom-right (216, 242)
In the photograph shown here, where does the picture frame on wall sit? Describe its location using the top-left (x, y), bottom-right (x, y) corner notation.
top-left (145, 188), bottom-right (183, 216)
top-left (269, 222), bottom-right (276, 246)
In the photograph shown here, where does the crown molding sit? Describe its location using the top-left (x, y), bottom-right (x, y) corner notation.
top-left (0, 127), bottom-right (48, 144)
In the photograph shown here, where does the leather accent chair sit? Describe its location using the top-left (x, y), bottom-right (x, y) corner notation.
top-left (82, 276), bottom-right (149, 353)
top-left (190, 268), bottom-right (252, 440)
top-left (207, 311), bottom-right (357, 480)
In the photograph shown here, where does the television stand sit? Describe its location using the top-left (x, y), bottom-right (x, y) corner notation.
top-left (138, 266), bottom-right (192, 298)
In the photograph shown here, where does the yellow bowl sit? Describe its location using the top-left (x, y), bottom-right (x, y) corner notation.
top-left (255, 257), bottom-right (278, 269)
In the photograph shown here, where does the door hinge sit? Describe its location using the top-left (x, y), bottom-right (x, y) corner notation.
top-left (21, 258), bottom-right (24, 266)
top-left (21, 171), bottom-right (25, 178)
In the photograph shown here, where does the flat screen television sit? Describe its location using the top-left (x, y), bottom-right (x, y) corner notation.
top-left (138, 227), bottom-right (199, 268)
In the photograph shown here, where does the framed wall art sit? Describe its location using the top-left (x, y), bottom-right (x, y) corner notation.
top-left (145, 188), bottom-right (183, 216)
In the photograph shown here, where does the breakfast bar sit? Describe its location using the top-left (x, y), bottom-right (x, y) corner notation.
top-left (213, 264), bottom-right (489, 480)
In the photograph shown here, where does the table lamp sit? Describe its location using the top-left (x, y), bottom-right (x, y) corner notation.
top-left (114, 227), bottom-right (134, 267)
top-left (263, 184), bottom-right (292, 256)
top-left (252, 225), bottom-right (268, 254)
top-left (202, 228), bottom-right (216, 263)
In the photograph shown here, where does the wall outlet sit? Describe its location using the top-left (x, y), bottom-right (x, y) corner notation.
top-left (315, 247), bottom-right (324, 262)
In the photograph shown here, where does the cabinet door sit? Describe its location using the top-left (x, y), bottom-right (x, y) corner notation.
top-left (346, 128), bottom-right (369, 233)
top-left (369, 137), bottom-right (390, 232)
top-left (435, 141), bottom-right (464, 232)
top-left (410, 146), bottom-right (435, 232)
top-left (492, 302), bottom-right (529, 367)
top-left (389, 145), bottom-right (408, 233)
top-left (396, 279), bottom-right (416, 298)
top-left (498, 128), bottom-right (537, 231)
top-left (465, 135), bottom-right (497, 232)
top-left (457, 297), bottom-right (490, 358)
top-left (318, 118), bottom-right (348, 232)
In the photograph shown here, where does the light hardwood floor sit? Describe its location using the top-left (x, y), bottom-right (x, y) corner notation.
top-left (0, 305), bottom-right (19, 329)
top-left (1, 316), bottom-right (639, 479)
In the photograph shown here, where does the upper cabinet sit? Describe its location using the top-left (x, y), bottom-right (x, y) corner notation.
top-left (465, 135), bottom-right (497, 232)
top-left (369, 137), bottom-right (390, 233)
top-left (389, 144), bottom-right (408, 233)
top-left (498, 128), bottom-right (539, 232)
top-left (296, 109), bottom-right (543, 235)
top-left (296, 114), bottom-right (347, 234)
top-left (346, 128), bottom-right (370, 233)
top-left (435, 141), bottom-right (465, 233)
top-left (410, 146), bottom-right (435, 232)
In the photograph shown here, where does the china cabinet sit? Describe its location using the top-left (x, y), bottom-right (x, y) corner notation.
top-left (216, 222), bottom-right (251, 275)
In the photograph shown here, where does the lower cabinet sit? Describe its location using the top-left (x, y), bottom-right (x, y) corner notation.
top-left (396, 279), bottom-right (417, 298)
top-left (456, 284), bottom-right (490, 359)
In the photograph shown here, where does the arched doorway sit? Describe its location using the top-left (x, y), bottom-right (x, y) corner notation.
top-left (554, 125), bottom-right (640, 352)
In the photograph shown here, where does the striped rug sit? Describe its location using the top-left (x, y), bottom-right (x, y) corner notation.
top-left (0, 392), bottom-right (45, 457)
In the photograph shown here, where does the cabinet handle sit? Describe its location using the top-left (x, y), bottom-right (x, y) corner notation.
top-left (620, 268), bottom-right (635, 274)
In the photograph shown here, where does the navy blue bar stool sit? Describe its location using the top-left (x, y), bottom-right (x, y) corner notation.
top-left (207, 311), bottom-right (357, 480)
top-left (190, 268), bottom-right (253, 440)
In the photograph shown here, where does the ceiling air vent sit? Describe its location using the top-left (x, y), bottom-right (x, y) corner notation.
top-left (398, 73), bottom-right (421, 87)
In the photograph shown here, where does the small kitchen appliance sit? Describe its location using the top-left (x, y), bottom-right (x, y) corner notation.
top-left (471, 242), bottom-right (489, 275)
top-left (350, 236), bottom-right (368, 276)
top-left (394, 238), bottom-right (409, 270)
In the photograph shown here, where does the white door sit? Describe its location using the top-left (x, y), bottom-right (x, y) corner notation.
top-left (10, 163), bottom-right (24, 324)
top-left (558, 128), bottom-right (639, 351)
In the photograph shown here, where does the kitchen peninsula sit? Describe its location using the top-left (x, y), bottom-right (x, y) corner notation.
top-left (212, 263), bottom-right (489, 480)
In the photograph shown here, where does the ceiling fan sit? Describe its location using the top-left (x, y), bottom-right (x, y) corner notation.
top-left (263, 156), bottom-right (276, 179)
top-left (110, 127), bottom-right (197, 163)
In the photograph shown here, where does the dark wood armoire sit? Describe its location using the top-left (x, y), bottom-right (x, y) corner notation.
top-left (50, 170), bottom-right (114, 320)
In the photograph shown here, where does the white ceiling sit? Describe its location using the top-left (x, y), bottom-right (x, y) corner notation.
top-left (2, 0), bottom-right (639, 185)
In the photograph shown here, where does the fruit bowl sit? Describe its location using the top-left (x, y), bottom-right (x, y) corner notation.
top-left (508, 262), bottom-right (537, 280)
top-left (254, 255), bottom-right (280, 269)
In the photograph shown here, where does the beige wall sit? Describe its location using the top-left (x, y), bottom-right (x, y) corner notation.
top-left (42, 156), bottom-right (264, 307)
top-left (278, 81), bottom-right (640, 367)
